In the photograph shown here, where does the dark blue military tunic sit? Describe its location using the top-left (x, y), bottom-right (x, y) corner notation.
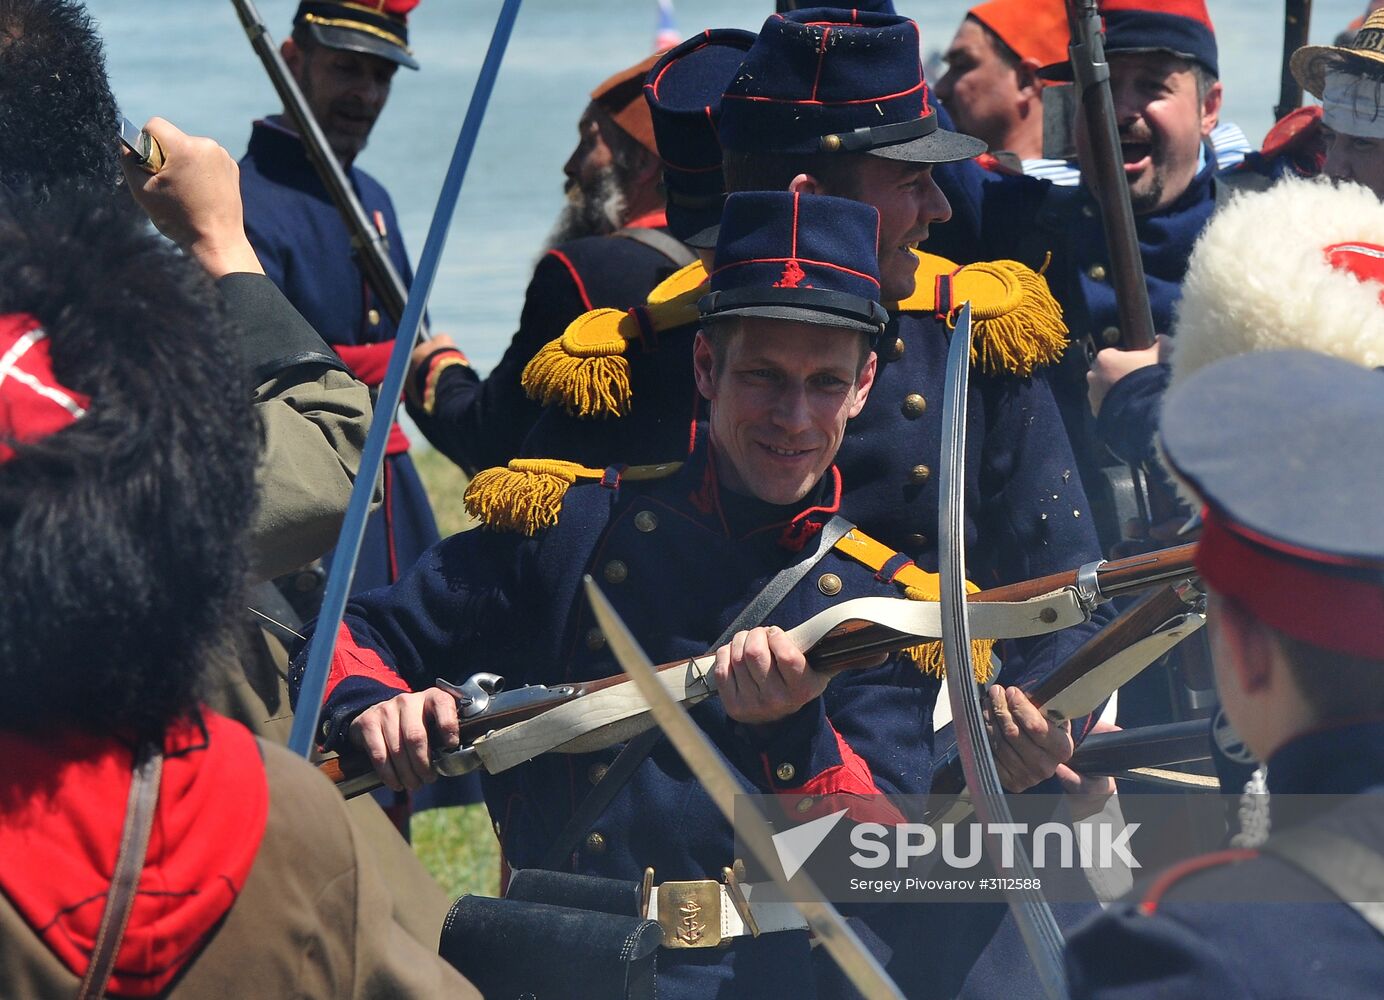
top-left (520, 285), bottom-right (1107, 690)
top-left (408, 222), bottom-right (693, 474)
top-left (239, 117), bottom-right (438, 593)
top-left (1065, 720), bottom-right (1384, 999)
top-left (929, 157), bottom-right (1221, 479)
top-left (295, 445), bottom-right (946, 999)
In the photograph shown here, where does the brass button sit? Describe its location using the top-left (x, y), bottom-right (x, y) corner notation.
top-left (634, 510), bottom-right (658, 533)
top-left (908, 464), bottom-right (931, 485)
top-left (817, 573), bottom-right (843, 596)
top-left (367, 308), bottom-right (381, 326)
top-left (1082, 204), bottom-right (1096, 218)
top-left (1101, 326), bottom-right (1122, 346)
top-left (585, 831), bottom-right (607, 854)
top-left (588, 762), bottom-right (610, 784)
top-left (603, 560), bottom-right (628, 584)
top-left (776, 762), bottom-right (797, 782)
top-left (902, 393), bottom-right (927, 418)
top-left (1087, 264), bottom-right (1107, 282)
top-left (796, 796), bottom-right (815, 814)
top-left (905, 532), bottom-right (929, 550)
top-left (889, 336), bottom-right (906, 361)
top-left (585, 627), bottom-right (606, 651)
top-left (822, 134), bottom-right (843, 152)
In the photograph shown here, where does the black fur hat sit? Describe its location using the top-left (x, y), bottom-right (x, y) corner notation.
top-left (0, 185), bottom-right (261, 738)
top-left (0, 0), bottom-right (122, 197)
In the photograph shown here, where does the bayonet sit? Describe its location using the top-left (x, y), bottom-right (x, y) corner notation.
top-left (583, 576), bottom-right (906, 1000)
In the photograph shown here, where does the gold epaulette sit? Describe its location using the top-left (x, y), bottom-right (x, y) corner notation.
top-left (463, 459), bottom-right (683, 536)
top-left (521, 270), bottom-right (706, 420)
top-left (832, 527), bottom-right (996, 684)
top-left (646, 259), bottom-right (709, 305)
top-left (893, 250), bottom-right (1067, 379)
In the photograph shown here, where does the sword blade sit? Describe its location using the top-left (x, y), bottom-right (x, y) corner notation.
top-left (583, 576), bottom-right (905, 1000)
top-left (937, 302), bottom-right (1069, 999)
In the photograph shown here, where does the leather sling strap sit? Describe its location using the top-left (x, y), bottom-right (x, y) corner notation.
top-left (612, 227), bottom-right (698, 269)
top-left (76, 741), bottom-right (164, 1000)
top-left (540, 515), bottom-right (855, 871)
top-left (1260, 824), bottom-right (1384, 939)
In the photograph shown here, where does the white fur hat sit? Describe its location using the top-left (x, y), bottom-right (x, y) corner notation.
top-left (1170, 177), bottom-right (1384, 388)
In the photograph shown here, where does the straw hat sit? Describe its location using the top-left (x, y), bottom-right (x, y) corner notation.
top-left (1291, 9), bottom-right (1384, 99)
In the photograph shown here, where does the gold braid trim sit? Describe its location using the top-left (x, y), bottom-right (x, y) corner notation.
top-left (893, 251), bottom-right (1068, 378)
top-left (520, 289), bottom-right (701, 419)
top-left (463, 459), bottom-right (682, 535)
top-left (832, 529), bottom-right (996, 684)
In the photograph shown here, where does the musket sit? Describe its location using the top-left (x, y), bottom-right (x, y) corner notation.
top-left (1064, 720), bottom-right (1211, 776)
top-left (929, 580), bottom-right (1205, 800)
top-left (1276, 0), bottom-right (1314, 122)
top-left (317, 541), bottom-right (1198, 795)
top-left (583, 576), bottom-right (908, 1000)
top-left (288, 0), bottom-right (523, 758)
top-left (229, 0), bottom-right (426, 337)
top-left (1064, 0), bottom-right (1156, 351)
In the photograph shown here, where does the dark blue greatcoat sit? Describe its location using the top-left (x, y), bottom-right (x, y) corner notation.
top-left (239, 117), bottom-right (438, 593)
top-left (1065, 720), bottom-right (1384, 999)
top-left (928, 157), bottom-right (1223, 480)
top-left (522, 301), bottom-right (1107, 690)
top-left (409, 227), bottom-right (690, 474)
top-left (294, 446), bottom-right (945, 999)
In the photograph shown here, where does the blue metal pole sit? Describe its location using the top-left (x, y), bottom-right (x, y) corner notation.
top-left (289, 0), bottom-right (524, 757)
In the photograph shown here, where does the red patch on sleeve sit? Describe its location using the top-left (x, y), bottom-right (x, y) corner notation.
top-left (770, 726), bottom-right (906, 825)
top-left (323, 622), bottom-right (411, 705)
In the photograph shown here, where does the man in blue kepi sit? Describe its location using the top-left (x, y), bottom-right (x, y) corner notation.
top-left (239, 0), bottom-right (438, 597)
top-left (292, 190), bottom-right (1050, 998)
top-left (1065, 350), bottom-right (1384, 998)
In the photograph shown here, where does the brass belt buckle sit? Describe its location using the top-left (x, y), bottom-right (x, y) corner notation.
top-left (656, 879), bottom-right (722, 949)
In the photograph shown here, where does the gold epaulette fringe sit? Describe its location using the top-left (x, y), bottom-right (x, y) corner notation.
top-left (521, 280), bottom-right (704, 419)
top-left (832, 528), bottom-right (996, 684)
top-left (463, 459), bottom-right (682, 536)
top-left (894, 251), bottom-right (1068, 379)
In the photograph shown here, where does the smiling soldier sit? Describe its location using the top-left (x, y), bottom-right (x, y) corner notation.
top-left (291, 190), bottom-right (1020, 998)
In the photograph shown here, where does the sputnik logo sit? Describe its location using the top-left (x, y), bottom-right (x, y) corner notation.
top-left (771, 808), bottom-right (849, 880)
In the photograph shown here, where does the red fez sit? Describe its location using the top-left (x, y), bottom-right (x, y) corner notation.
top-left (0, 314), bottom-right (90, 463)
top-left (968, 0), bottom-right (1070, 70)
top-left (590, 53), bottom-right (663, 158)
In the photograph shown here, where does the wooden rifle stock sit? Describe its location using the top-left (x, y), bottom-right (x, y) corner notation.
top-left (318, 542), bottom-right (1198, 794)
top-left (229, 0), bottom-right (425, 337)
top-left (928, 579), bottom-right (1197, 796)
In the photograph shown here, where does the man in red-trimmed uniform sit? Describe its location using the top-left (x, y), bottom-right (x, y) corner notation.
top-left (1064, 348), bottom-right (1384, 998)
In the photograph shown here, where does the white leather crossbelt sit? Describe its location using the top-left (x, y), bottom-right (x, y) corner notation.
top-left (472, 590), bottom-right (1087, 775)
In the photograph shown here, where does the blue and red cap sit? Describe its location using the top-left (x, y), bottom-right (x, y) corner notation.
top-left (718, 9), bottom-right (986, 164)
top-left (644, 29), bottom-right (757, 248)
top-left (775, 1), bottom-right (897, 12)
top-left (294, 1), bottom-right (421, 71)
top-left (1161, 350), bottom-right (1384, 660)
top-left (1041, 0), bottom-right (1217, 80)
top-left (698, 191), bottom-right (888, 335)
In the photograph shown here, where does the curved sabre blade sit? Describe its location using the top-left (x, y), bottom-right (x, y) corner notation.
top-left (583, 576), bottom-right (905, 1000)
top-left (937, 302), bottom-right (1070, 999)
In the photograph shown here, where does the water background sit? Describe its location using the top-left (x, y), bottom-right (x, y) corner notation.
top-left (87, 0), bottom-right (1364, 374)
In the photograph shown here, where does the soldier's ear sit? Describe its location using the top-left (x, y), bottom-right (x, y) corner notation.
top-left (692, 330), bottom-right (719, 401)
top-left (848, 351), bottom-right (877, 419)
top-left (281, 37), bottom-right (305, 77)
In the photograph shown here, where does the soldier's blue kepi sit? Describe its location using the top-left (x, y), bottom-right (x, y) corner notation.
top-left (644, 29), bottom-right (756, 249)
top-left (1040, 0), bottom-right (1218, 80)
top-left (1161, 350), bottom-right (1384, 660)
top-left (294, 0), bottom-right (421, 71)
top-left (718, 9), bottom-right (986, 163)
top-left (699, 191), bottom-right (889, 335)
top-left (775, 0), bottom-right (896, 12)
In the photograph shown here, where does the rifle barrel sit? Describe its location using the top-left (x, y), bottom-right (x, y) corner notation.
top-left (1065, 0), bottom-right (1156, 350)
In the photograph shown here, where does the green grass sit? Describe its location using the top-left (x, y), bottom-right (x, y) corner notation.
top-left (409, 447), bottom-right (502, 900)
